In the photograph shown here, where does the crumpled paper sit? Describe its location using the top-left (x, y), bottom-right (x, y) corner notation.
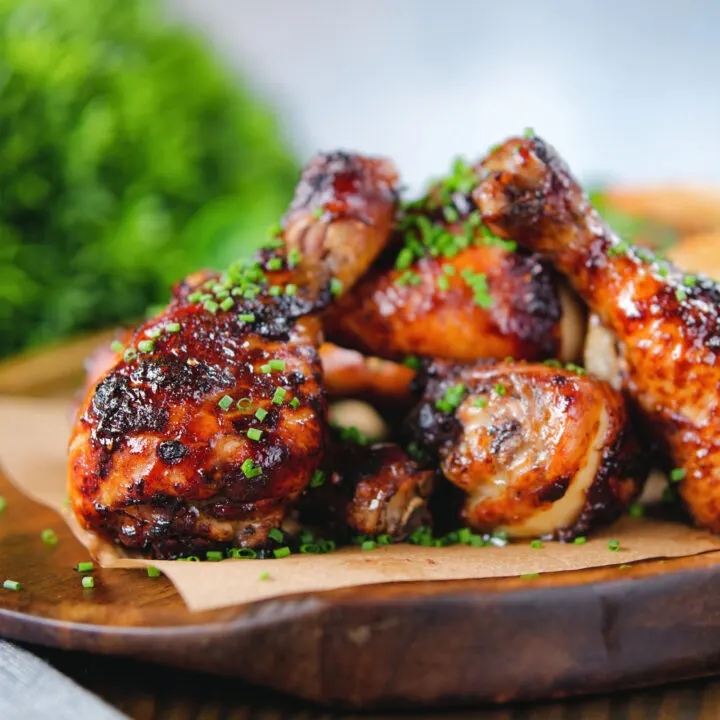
top-left (2, 396), bottom-right (719, 613)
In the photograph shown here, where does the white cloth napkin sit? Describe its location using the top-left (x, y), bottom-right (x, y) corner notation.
top-left (0, 641), bottom-right (126, 719)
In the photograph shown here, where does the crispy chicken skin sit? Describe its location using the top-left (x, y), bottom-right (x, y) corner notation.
top-left (326, 180), bottom-right (584, 364)
top-left (69, 152), bottom-right (399, 558)
top-left (300, 439), bottom-right (434, 539)
top-left (283, 151), bottom-right (399, 298)
top-left (407, 361), bottom-right (645, 539)
top-left (474, 135), bottom-right (720, 532)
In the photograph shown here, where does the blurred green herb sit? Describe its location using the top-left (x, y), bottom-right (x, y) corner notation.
top-left (588, 189), bottom-right (677, 252)
top-left (0, 0), bottom-right (297, 358)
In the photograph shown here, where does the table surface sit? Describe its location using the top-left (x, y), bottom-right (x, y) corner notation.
top-left (15, 642), bottom-right (718, 720)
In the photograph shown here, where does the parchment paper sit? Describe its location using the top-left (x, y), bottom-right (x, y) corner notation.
top-left (2, 396), bottom-right (720, 613)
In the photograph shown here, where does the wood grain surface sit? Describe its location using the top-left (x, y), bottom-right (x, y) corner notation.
top-left (4, 337), bottom-right (720, 713)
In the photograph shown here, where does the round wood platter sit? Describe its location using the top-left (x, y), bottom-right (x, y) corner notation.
top-left (3, 467), bottom-right (720, 709)
top-left (3, 335), bottom-right (720, 710)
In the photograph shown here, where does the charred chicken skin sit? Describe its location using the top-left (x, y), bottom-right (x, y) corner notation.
top-left (68, 152), bottom-right (399, 558)
top-left (326, 164), bottom-right (585, 364)
top-left (407, 361), bottom-right (645, 539)
top-left (300, 437), bottom-right (434, 540)
top-left (474, 134), bottom-right (720, 533)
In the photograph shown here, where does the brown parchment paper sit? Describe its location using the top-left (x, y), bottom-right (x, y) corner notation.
top-left (2, 396), bottom-right (720, 613)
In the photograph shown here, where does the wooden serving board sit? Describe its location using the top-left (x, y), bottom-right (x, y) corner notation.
top-left (3, 338), bottom-right (720, 709)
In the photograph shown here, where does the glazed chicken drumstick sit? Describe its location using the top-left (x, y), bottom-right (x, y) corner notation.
top-left (407, 361), bottom-right (645, 539)
top-left (326, 160), bottom-right (585, 364)
top-left (474, 134), bottom-right (720, 533)
top-left (68, 152), bottom-right (399, 558)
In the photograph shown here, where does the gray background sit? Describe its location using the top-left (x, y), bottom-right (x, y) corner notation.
top-left (172, 0), bottom-right (720, 190)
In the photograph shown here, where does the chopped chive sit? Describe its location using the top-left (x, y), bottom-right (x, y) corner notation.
top-left (288, 249), bottom-right (302, 268)
top-left (268, 358), bottom-right (286, 371)
top-left (110, 340), bottom-right (124, 353)
top-left (272, 387), bottom-right (287, 405)
top-left (75, 562), bottom-right (94, 573)
top-left (523, 126), bottom-right (535, 138)
top-left (187, 291), bottom-right (203, 303)
top-left (0, 497), bottom-right (6, 513)
top-left (403, 355), bottom-right (422, 371)
top-left (289, 397), bottom-right (300, 410)
top-left (247, 428), bottom-right (263, 441)
top-left (273, 546), bottom-right (291, 559)
top-left (473, 397), bottom-right (487, 408)
top-left (543, 358), bottom-right (562, 368)
top-left (619, 564), bottom-right (632, 569)
top-left (629, 503), bottom-right (645, 518)
top-left (241, 458), bottom-right (262, 478)
top-left (204, 300), bottom-right (219, 314)
top-left (147, 567), bottom-right (161, 578)
top-left (684, 274), bottom-right (697, 287)
top-left (608, 539), bottom-right (620, 552)
top-left (457, 528), bottom-right (472, 544)
top-left (494, 383), bottom-right (506, 396)
top-left (3, 579), bottom-right (21, 591)
top-left (228, 547), bottom-right (257, 559)
top-left (137, 340), bottom-right (155, 353)
top-left (267, 286), bottom-right (281, 297)
top-left (267, 257), bottom-right (283, 271)
top-left (377, 534), bottom-right (393, 546)
top-left (300, 543), bottom-right (321, 554)
top-left (260, 364), bottom-right (272, 374)
top-left (285, 283), bottom-right (297, 296)
top-left (147, 327), bottom-right (162, 339)
top-left (321, 540), bottom-right (336, 553)
top-left (675, 288), bottom-right (687, 302)
top-left (530, 539), bottom-right (543, 549)
top-left (330, 277), bottom-right (343, 296)
top-left (82, 576), bottom-right (95, 589)
top-left (123, 348), bottom-right (137, 362)
top-left (310, 470), bottom-right (326, 488)
top-left (238, 313), bottom-right (256, 323)
top-left (470, 535), bottom-right (485, 547)
top-left (670, 467), bottom-right (686, 482)
top-left (259, 571), bottom-right (271, 580)
top-left (361, 540), bottom-right (376, 551)
top-left (395, 247), bottom-right (415, 270)
top-left (206, 551), bottom-right (224, 561)
top-left (218, 395), bottom-right (233, 411)
top-left (236, 397), bottom-right (252, 411)
top-left (267, 222), bottom-right (283, 239)
top-left (41, 529), bottom-right (58, 547)
top-left (573, 536), bottom-right (587, 545)
top-left (520, 573), bottom-right (540, 580)
top-left (312, 207), bottom-right (324, 219)
top-left (185, 556), bottom-right (200, 562)
top-left (220, 297), bottom-right (234, 312)
top-left (437, 275), bottom-right (450, 291)
top-left (268, 528), bottom-right (284, 543)
top-left (255, 407), bottom-right (268, 421)
top-left (165, 322), bottom-right (181, 334)
top-left (435, 383), bottom-right (466, 413)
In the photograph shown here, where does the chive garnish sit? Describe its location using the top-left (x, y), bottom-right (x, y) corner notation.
top-left (82, 576), bottom-right (95, 589)
top-left (273, 547), bottom-right (291, 559)
top-left (75, 562), bottom-right (94, 573)
top-left (236, 397), bottom-right (252, 411)
top-left (247, 428), bottom-right (263, 441)
top-left (330, 278), bottom-right (343, 296)
top-left (41, 529), bottom-right (58, 546)
top-left (310, 470), bottom-right (326, 488)
top-left (608, 539), bottom-right (620, 552)
top-left (241, 458), bottom-right (262, 479)
top-left (0, 497), bottom-right (6, 513)
top-left (530, 539), bottom-right (543, 549)
top-left (228, 548), bottom-right (257, 559)
top-left (220, 297), bottom-right (234, 312)
top-left (147, 567), bottom-right (161, 578)
top-left (255, 407), bottom-right (268, 421)
top-left (629, 503), bottom-right (645, 518)
top-left (288, 249), bottom-right (302, 268)
top-left (3, 580), bottom-right (21, 591)
top-left (165, 322), bottom-right (181, 333)
top-left (289, 397), bottom-right (300, 410)
top-left (123, 348), bottom-right (137, 363)
top-left (206, 551), bottom-right (224, 561)
top-left (272, 387), bottom-right (287, 405)
top-left (260, 364), bottom-right (272, 373)
top-left (218, 395), bottom-right (233, 411)
top-left (670, 467), bottom-right (686, 482)
top-left (573, 536), bottom-right (587, 545)
top-left (268, 528), bottom-right (284, 544)
top-left (361, 540), bottom-right (376, 551)
top-left (267, 257), bottom-right (283, 271)
top-left (259, 572), bottom-right (271, 580)
top-left (137, 340), bottom-right (155, 353)
top-left (268, 359), bottom-right (286, 371)
top-left (110, 340), bottom-right (124, 353)
top-left (238, 313), bottom-right (256, 323)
